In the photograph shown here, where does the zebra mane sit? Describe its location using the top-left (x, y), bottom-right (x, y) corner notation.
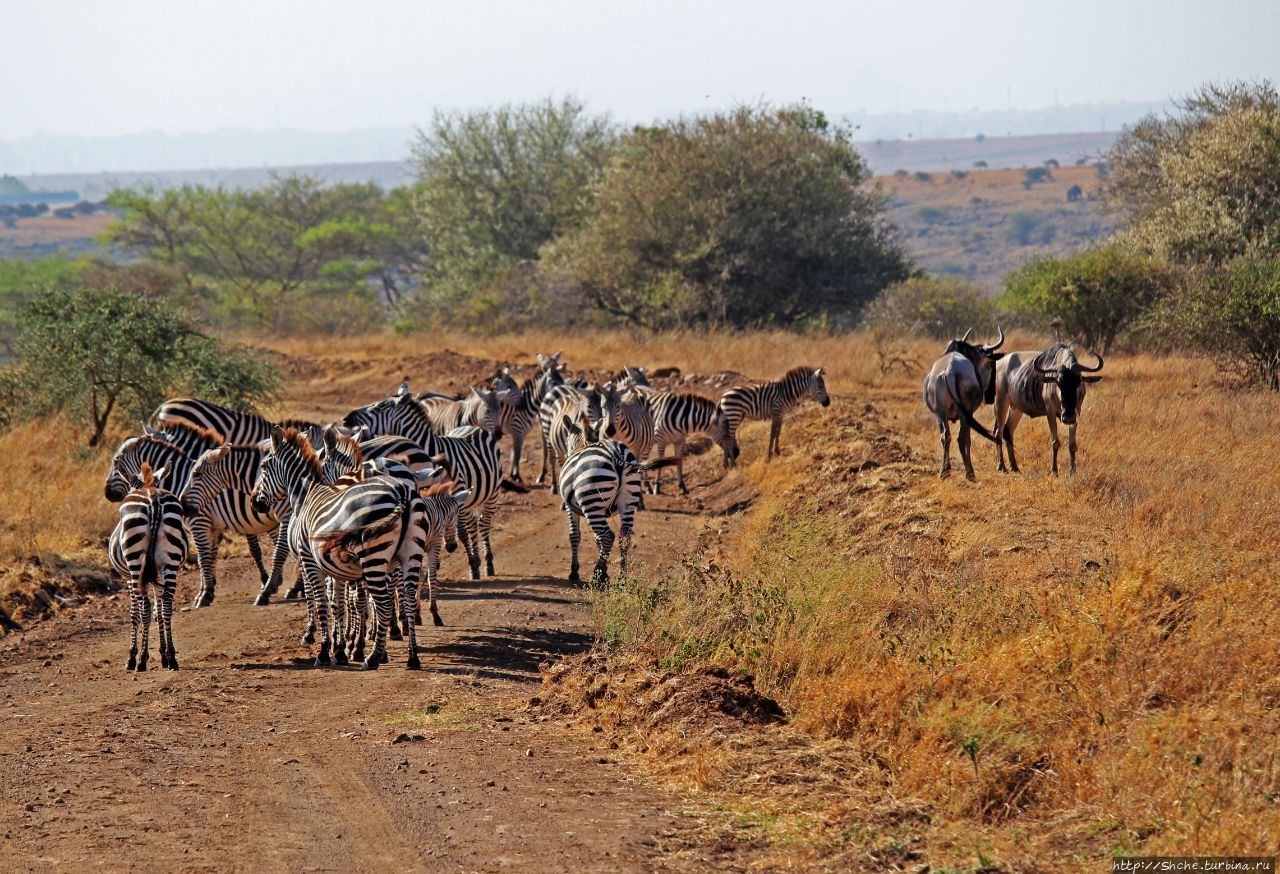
top-left (329, 430), bottom-right (364, 467)
top-left (421, 481), bottom-right (457, 497)
top-left (159, 420), bottom-right (226, 446)
top-left (785, 365), bottom-right (821, 381)
top-left (278, 428), bottom-right (325, 480)
top-left (139, 462), bottom-right (156, 490)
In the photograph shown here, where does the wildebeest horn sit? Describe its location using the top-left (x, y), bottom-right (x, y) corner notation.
top-left (1035, 364), bottom-right (1059, 378)
top-left (1075, 350), bottom-right (1103, 373)
top-left (984, 325), bottom-right (1005, 352)
top-left (959, 327), bottom-right (973, 342)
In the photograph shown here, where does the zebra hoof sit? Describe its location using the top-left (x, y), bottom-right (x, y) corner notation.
top-left (362, 657), bottom-right (380, 671)
top-left (380, 650), bottom-right (389, 664)
top-left (136, 660), bottom-right (148, 673)
top-left (407, 655), bottom-right (421, 670)
top-left (568, 570), bottom-right (580, 584)
top-left (486, 564), bottom-right (496, 577)
top-left (413, 613), bottom-right (422, 627)
top-left (125, 656), bottom-right (136, 671)
top-left (301, 632), bottom-right (315, 646)
top-left (431, 611), bottom-right (444, 627)
top-left (389, 626), bottom-right (403, 641)
top-left (167, 657), bottom-right (180, 671)
top-left (253, 592), bottom-right (271, 607)
top-left (469, 567), bottom-right (481, 581)
top-left (334, 648), bottom-right (349, 666)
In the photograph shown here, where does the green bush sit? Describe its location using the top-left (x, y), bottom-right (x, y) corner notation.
top-left (10, 287), bottom-right (277, 445)
top-left (547, 104), bottom-right (911, 329)
top-left (864, 276), bottom-right (996, 340)
top-left (914, 206), bottom-right (948, 225)
top-left (1001, 244), bottom-right (1171, 354)
top-left (1004, 211), bottom-right (1056, 246)
top-left (1164, 256), bottom-right (1280, 389)
top-left (409, 97), bottom-right (616, 328)
top-left (0, 256), bottom-right (87, 359)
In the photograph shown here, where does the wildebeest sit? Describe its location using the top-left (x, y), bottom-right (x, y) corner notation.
top-left (922, 327), bottom-right (1006, 480)
top-left (993, 342), bottom-right (1103, 476)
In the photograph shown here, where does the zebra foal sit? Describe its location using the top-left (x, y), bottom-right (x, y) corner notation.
top-left (718, 366), bottom-right (829, 464)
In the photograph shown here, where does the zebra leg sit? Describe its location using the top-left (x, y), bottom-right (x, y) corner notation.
top-left (566, 510), bottom-right (582, 584)
top-left (481, 494), bottom-right (498, 577)
top-left (510, 430), bottom-right (525, 483)
top-left (160, 568), bottom-right (179, 670)
top-left (618, 507), bottom-right (636, 577)
top-left (136, 591), bottom-right (153, 672)
top-left (651, 442), bottom-right (666, 495)
top-left (363, 572), bottom-right (393, 671)
top-left (330, 577), bottom-right (349, 666)
top-left (401, 560), bottom-right (423, 670)
top-left (299, 560), bottom-right (329, 666)
top-left (246, 534), bottom-right (269, 588)
top-left (459, 509), bottom-right (482, 580)
top-left (675, 440), bottom-right (689, 495)
top-left (388, 567), bottom-right (404, 641)
top-left (255, 521), bottom-right (292, 605)
top-left (425, 542), bottom-right (443, 626)
top-left (767, 415), bottom-right (782, 460)
top-left (126, 583), bottom-right (141, 671)
top-left (589, 517), bottom-right (615, 586)
top-left (188, 517), bottom-right (219, 609)
top-left (352, 585), bottom-right (367, 663)
top-left (536, 425), bottom-right (551, 484)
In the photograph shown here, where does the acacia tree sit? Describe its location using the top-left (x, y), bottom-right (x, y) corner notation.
top-left (409, 97), bottom-right (616, 315)
top-left (546, 104), bottom-right (911, 329)
top-left (12, 288), bottom-right (276, 445)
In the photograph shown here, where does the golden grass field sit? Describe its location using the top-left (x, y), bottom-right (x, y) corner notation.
top-left (2, 328), bottom-right (1275, 868)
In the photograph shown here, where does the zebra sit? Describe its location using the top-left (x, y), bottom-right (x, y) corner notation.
top-left (152, 398), bottom-right (273, 447)
top-left (418, 386), bottom-right (511, 436)
top-left (251, 427), bottom-right (427, 670)
top-left (556, 413), bottom-right (678, 585)
top-left (180, 443), bottom-right (295, 608)
top-left (600, 382), bottom-right (657, 493)
top-left (541, 384), bottom-right (608, 495)
top-left (108, 462), bottom-right (189, 671)
top-left (342, 393), bottom-right (506, 580)
top-left (107, 432), bottom-right (280, 609)
top-left (718, 366), bottom-right (830, 464)
top-left (537, 380), bottom-right (603, 486)
top-left (623, 386), bottom-right (738, 494)
top-left (488, 357), bottom-right (566, 483)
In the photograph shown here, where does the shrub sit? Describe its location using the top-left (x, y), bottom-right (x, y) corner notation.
top-left (1023, 166), bottom-right (1053, 186)
top-left (1001, 244), bottom-right (1171, 353)
top-left (1163, 256), bottom-right (1280, 389)
top-left (864, 276), bottom-right (997, 340)
top-left (973, 160), bottom-right (988, 169)
top-left (914, 171), bottom-right (933, 183)
top-left (547, 104), bottom-right (912, 329)
top-left (1004, 211), bottom-right (1055, 246)
top-left (9, 287), bottom-right (277, 445)
top-left (914, 206), bottom-right (947, 225)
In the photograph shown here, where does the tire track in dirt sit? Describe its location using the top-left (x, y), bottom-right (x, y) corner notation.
top-left (0, 480), bottom-right (723, 873)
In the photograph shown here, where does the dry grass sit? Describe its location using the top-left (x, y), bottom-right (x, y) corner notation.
top-left (5, 328), bottom-right (1276, 866)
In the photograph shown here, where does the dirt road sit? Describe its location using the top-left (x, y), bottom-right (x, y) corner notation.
top-left (0, 482), bottom-right (720, 872)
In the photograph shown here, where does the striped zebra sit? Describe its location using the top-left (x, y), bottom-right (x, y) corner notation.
top-left (418, 386), bottom-right (510, 436)
top-left (537, 381), bottom-right (603, 486)
top-left (108, 431), bottom-right (283, 609)
top-left (342, 393), bottom-right (506, 580)
top-left (718, 366), bottom-right (829, 463)
top-left (251, 427), bottom-right (427, 670)
top-left (624, 386), bottom-right (738, 494)
top-left (180, 443), bottom-right (295, 608)
top-left (600, 382), bottom-right (657, 495)
top-left (108, 463), bottom-right (189, 671)
top-left (556, 414), bottom-right (677, 585)
top-left (541, 384), bottom-right (607, 495)
top-left (489, 356), bottom-right (565, 482)
top-left (152, 398), bottom-right (273, 447)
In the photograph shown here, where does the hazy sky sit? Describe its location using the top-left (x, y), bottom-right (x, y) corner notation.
top-left (5, 0), bottom-right (1277, 139)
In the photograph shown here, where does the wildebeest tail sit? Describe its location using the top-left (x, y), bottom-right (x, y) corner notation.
top-left (943, 373), bottom-right (998, 443)
top-left (638, 457), bottom-right (682, 471)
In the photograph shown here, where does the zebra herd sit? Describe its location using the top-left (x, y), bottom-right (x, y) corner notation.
top-left (104, 355), bottom-right (832, 672)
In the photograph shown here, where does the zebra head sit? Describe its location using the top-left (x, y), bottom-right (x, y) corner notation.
top-left (469, 387), bottom-right (507, 440)
top-left (599, 382), bottom-right (622, 438)
top-left (810, 367), bottom-right (831, 408)
top-left (319, 426), bottom-right (364, 483)
top-left (181, 444), bottom-right (235, 516)
top-left (561, 411), bottom-right (602, 456)
top-left (106, 436), bottom-right (180, 502)
top-left (251, 427), bottom-right (322, 513)
top-left (709, 410), bottom-right (740, 468)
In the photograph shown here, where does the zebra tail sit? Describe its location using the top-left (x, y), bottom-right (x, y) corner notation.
top-left (310, 500), bottom-right (407, 556)
top-left (499, 478), bottom-right (530, 493)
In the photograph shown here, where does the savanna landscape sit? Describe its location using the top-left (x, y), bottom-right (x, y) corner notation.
top-left (2, 77), bottom-right (1280, 874)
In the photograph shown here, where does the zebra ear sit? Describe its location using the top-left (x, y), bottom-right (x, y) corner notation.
top-left (536, 353), bottom-right (549, 368)
top-left (560, 414), bottom-right (578, 435)
top-left (814, 367), bottom-right (824, 378)
top-left (396, 380), bottom-right (410, 396)
top-left (153, 465), bottom-right (167, 486)
top-left (270, 425), bottom-right (285, 450)
top-left (452, 488), bottom-right (472, 505)
top-left (322, 426), bottom-right (339, 454)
